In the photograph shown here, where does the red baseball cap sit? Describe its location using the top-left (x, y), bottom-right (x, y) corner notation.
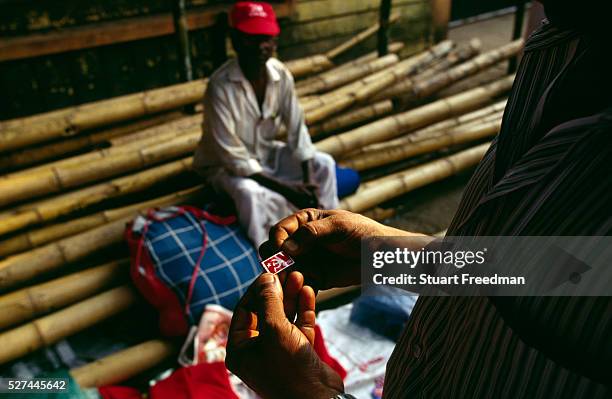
top-left (230, 2), bottom-right (280, 36)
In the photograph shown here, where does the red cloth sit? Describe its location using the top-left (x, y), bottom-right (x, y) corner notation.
top-left (150, 362), bottom-right (238, 399)
top-left (315, 324), bottom-right (347, 380)
top-left (98, 325), bottom-right (346, 399)
top-left (230, 2), bottom-right (280, 36)
top-left (99, 386), bottom-right (142, 399)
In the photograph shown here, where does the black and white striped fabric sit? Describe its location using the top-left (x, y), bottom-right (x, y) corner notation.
top-left (383, 19), bottom-right (612, 398)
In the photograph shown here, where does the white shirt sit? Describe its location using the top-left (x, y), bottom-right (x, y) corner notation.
top-left (193, 57), bottom-right (315, 177)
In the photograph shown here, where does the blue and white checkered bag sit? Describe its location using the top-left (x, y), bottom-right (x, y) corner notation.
top-left (126, 206), bottom-right (260, 336)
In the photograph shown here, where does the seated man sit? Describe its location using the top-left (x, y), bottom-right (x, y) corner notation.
top-left (193, 1), bottom-right (338, 246)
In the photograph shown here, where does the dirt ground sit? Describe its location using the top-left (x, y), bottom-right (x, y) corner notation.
top-left (383, 9), bottom-right (530, 234)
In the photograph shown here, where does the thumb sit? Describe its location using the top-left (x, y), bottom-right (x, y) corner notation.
top-left (254, 273), bottom-right (287, 330)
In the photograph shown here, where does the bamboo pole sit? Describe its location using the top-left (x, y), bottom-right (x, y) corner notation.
top-left (2, 127), bottom-right (196, 182)
top-left (341, 118), bottom-right (501, 171)
top-left (0, 79), bottom-right (208, 153)
top-left (285, 15), bottom-right (401, 79)
top-left (359, 101), bottom-right (506, 154)
top-left (0, 157), bottom-right (193, 236)
top-left (366, 39), bottom-right (521, 106)
top-left (0, 286), bottom-right (137, 365)
top-left (469, 109), bottom-right (505, 124)
top-left (2, 127), bottom-right (198, 182)
top-left (317, 40), bottom-right (455, 103)
top-left (453, 100), bottom-right (507, 124)
top-left (0, 216), bottom-right (132, 291)
top-left (0, 259), bottom-right (128, 330)
top-left (0, 134), bottom-right (200, 207)
top-left (315, 75), bottom-right (514, 157)
top-left (71, 340), bottom-right (177, 388)
top-left (0, 111), bottom-right (186, 172)
top-left (416, 38), bottom-right (482, 80)
top-left (1, 107), bottom-right (72, 131)
top-left (3, 114), bottom-right (202, 179)
top-left (325, 13), bottom-right (400, 59)
top-left (109, 114), bottom-right (202, 146)
top-left (355, 139), bottom-right (485, 193)
top-left (308, 100), bottom-right (394, 137)
top-left (340, 143), bottom-right (491, 213)
top-left (369, 38), bottom-right (482, 102)
top-left (0, 185), bottom-right (204, 258)
top-left (299, 95), bottom-right (317, 104)
top-left (408, 39), bottom-right (524, 100)
top-left (303, 41), bottom-right (454, 125)
top-left (304, 95), bottom-right (355, 125)
top-left (296, 53), bottom-right (399, 97)
top-left (285, 55), bottom-right (335, 80)
top-left (352, 107), bottom-right (504, 157)
top-left (302, 40), bottom-right (454, 112)
top-left (315, 42), bottom-right (404, 78)
top-left (280, 100), bottom-right (393, 141)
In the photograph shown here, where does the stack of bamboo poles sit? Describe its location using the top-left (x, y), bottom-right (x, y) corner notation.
top-left (0, 111), bottom-right (186, 172)
top-left (302, 40), bottom-right (455, 125)
top-left (0, 79), bottom-right (208, 153)
top-left (315, 75), bottom-right (514, 157)
top-left (340, 101), bottom-right (506, 171)
top-left (0, 157), bottom-right (195, 236)
top-left (295, 42), bottom-right (405, 96)
top-left (301, 39), bottom-right (521, 126)
top-left (0, 35), bottom-right (522, 388)
top-left (0, 18), bottom-right (398, 156)
top-left (302, 41), bottom-right (484, 137)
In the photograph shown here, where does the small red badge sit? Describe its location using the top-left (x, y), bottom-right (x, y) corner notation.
top-left (261, 251), bottom-right (295, 274)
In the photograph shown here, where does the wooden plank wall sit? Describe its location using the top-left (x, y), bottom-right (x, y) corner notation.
top-left (0, 0), bottom-right (432, 120)
top-left (278, 0), bottom-right (431, 60)
top-left (0, 0), bottom-right (224, 120)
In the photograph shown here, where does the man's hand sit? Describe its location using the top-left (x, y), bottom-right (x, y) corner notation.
top-left (248, 173), bottom-right (319, 209)
top-left (284, 182), bottom-right (319, 209)
top-left (300, 160), bottom-right (320, 207)
top-left (259, 209), bottom-right (422, 290)
top-left (226, 272), bottom-right (344, 399)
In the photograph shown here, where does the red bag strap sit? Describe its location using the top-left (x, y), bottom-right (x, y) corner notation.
top-left (180, 205), bottom-right (237, 225)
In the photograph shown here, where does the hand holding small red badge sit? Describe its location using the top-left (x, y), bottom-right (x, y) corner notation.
top-left (225, 272), bottom-right (344, 399)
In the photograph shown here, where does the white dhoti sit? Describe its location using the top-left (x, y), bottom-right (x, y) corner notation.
top-left (208, 147), bottom-right (338, 247)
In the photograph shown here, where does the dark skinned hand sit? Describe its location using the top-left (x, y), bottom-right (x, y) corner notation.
top-left (259, 209), bottom-right (426, 291)
top-left (226, 272), bottom-right (344, 399)
top-left (285, 182), bottom-right (319, 209)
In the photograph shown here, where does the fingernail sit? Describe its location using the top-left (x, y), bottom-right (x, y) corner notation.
top-left (283, 239), bottom-right (299, 253)
top-left (259, 273), bottom-right (280, 294)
